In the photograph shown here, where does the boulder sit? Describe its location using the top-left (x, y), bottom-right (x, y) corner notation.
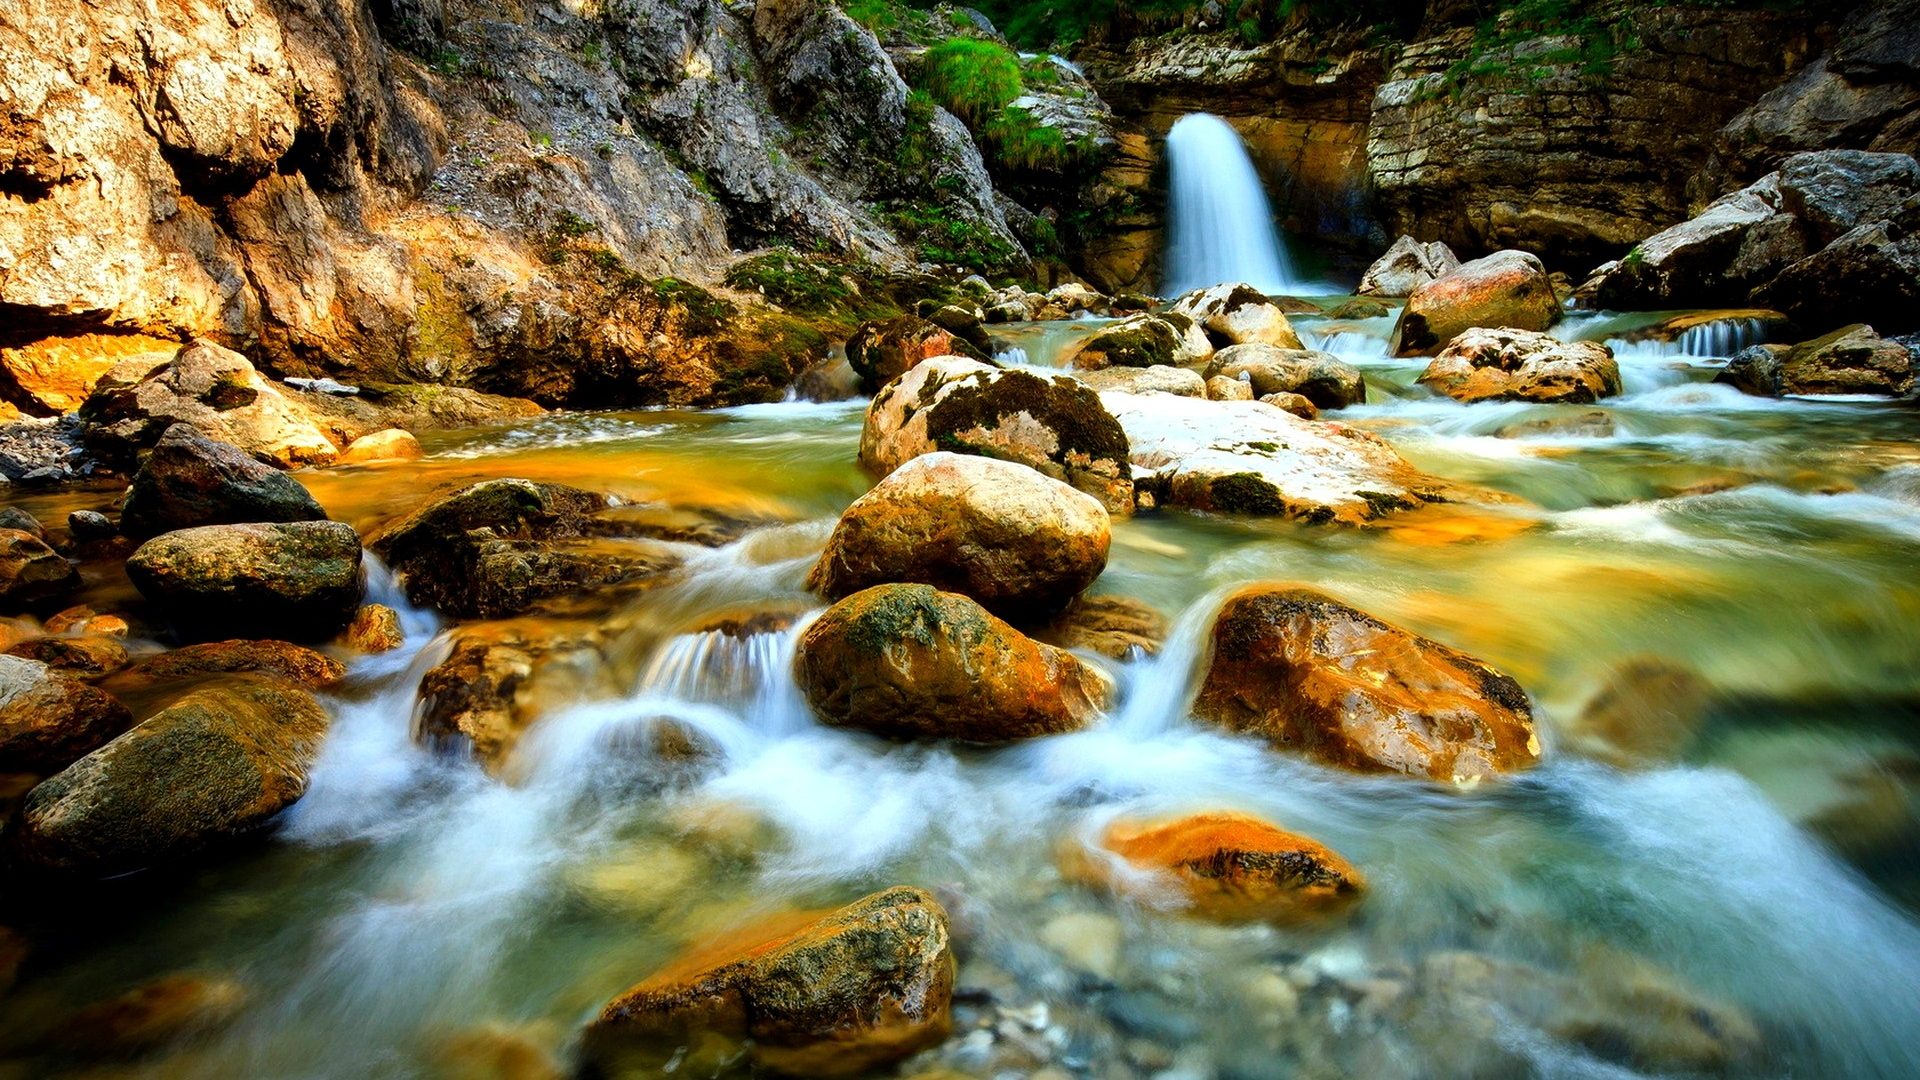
top-left (1776, 150), bottom-right (1920, 244)
top-left (334, 428), bottom-right (423, 465)
top-left (1193, 586), bottom-right (1541, 782)
top-left (126, 521), bottom-right (365, 641)
top-left (1752, 192), bottom-right (1920, 332)
top-left (8, 635), bottom-right (129, 678)
top-left (345, 604), bottom-right (405, 652)
top-left (11, 677), bottom-right (331, 878)
top-left (1070, 366), bottom-right (1207, 397)
top-left (1598, 174), bottom-right (1798, 309)
top-left (1060, 811), bottom-right (1365, 923)
top-left (1101, 393), bottom-right (1477, 526)
top-left (1204, 344), bottom-right (1367, 410)
top-left (369, 479), bottom-right (680, 619)
top-left (1068, 313), bottom-right (1212, 370)
top-left (794, 584), bottom-right (1109, 742)
top-left (415, 620), bottom-right (612, 767)
top-left (0, 529), bottom-right (79, 610)
top-left (1206, 375), bottom-right (1255, 401)
top-left (582, 887), bottom-right (953, 1078)
top-left (108, 640), bottom-right (348, 692)
top-left (0, 655), bottom-right (132, 773)
top-left (1260, 392), bottom-right (1319, 420)
top-left (0, 507), bottom-right (45, 539)
top-left (77, 339), bottom-right (339, 468)
top-left (860, 358), bottom-right (1134, 515)
top-left (1715, 324), bottom-right (1915, 397)
top-left (1417, 329), bottom-right (1623, 404)
top-left (1047, 282), bottom-right (1109, 314)
top-left (67, 510), bottom-right (116, 542)
top-left (1357, 236), bottom-right (1461, 297)
top-left (119, 425), bottom-right (328, 539)
top-left (1169, 284), bottom-right (1304, 349)
top-left (846, 315), bottom-right (990, 394)
top-left (1032, 595), bottom-right (1168, 660)
top-left (1390, 251), bottom-right (1560, 357)
top-left (808, 453), bottom-right (1109, 618)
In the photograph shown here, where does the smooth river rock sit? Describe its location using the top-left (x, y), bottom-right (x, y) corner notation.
top-left (1418, 328), bottom-right (1623, 404)
top-left (794, 584), bottom-right (1110, 742)
top-left (1390, 251), bottom-right (1560, 356)
top-left (120, 424), bottom-right (328, 539)
top-left (1169, 283), bottom-right (1304, 349)
top-left (808, 452), bottom-right (1110, 618)
top-left (0, 654), bottom-right (132, 773)
top-left (1061, 810), bottom-right (1365, 923)
top-left (1716, 323), bottom-right (1916, 397)
top-left (582, 886), bottom-right (954, 1078)
top-left (860, 357), bottom-right (1135, 515)
top-left (1069, 313), bottom-right (1213, 370)
top-left (11, 677), bottom-right (332, 878)
top-left (126, 521), bottom-right (364, 641)
top-left (1358, 236), bottom-right (1461, 297)
top-left (108, 639), bottom-right (348, 692)
top-left (1204, 344), bottom-right (1367, 409)
top-left (0, 529), bottom-right (79, 610)
top-left (1193, 586), bottom-right (1541, 783)
top-left (846, 314), bottom-right (990, 394)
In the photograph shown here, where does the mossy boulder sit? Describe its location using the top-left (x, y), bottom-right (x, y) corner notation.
top-left (582, 886), bottom-right (954, 1078)
top-left (846, 314), bottom-right (990, 394)
top-left (10, 677), bottom-right (331, 878)
top-left (808, 453), bottom-right (1109, 618)
top-left (794, 584), bottom-right (1109, 742)
top-left (1069, 313), bottom-right (1211, 370)
top-left (861, 357), bottom-right (1134, 514)
top-left (0, 655), bottom-right (132, 773)
top-left (1390, 251), bottom-right (1560, 357)
top-left (1205, 344), bottom-right (1367, 409)
top-left (126, 522), bottom-right (364, 642)
top-left (1060, 811), bottom-right (1365, 923)
top-left (120, 424), bottom-right (328, 539)
top-left (1418, 328), bottom-right (1622, 404)
top-left (1715, 324), bottom-right (1915, 398)
top-left (1194, 586), bottom-right (1541, 783)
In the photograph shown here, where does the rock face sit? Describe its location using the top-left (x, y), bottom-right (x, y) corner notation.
top-left (808, 453), bottom-right (1109, 618)
top-left (1061, 811), bottom-right (1365, 923)
top-left (860, 358), bottom-right (1135, 515)
top-left (794, 584), bottom-right (1109, 742)
top-left (413, 620), bottom-right (613, 767)
top-left (0, 655), bottom-right (132, 773)
top-left (369, 479), bottom-right (679, 619)
top-left (846, 316), bottom-right (990, 395)
top-left (583, 887), bottom-right (954, 1078)
top-left (1367, 8), bottom-right (1819, 263)
top-left (1204, 344), bottom-right (1366, 410)
top-left (1193, 586), bottom-right (1541, 783)
top-left (1716, 324), bottom-right (1916, 397)
top-left (77, 341), bottom-right (340, 468)
top-left (110, 640), bottom-right (348, 692)
top-left (1100, 393), bottom-right (1471, 526)
top-left (1418, 329), bottom-right (1622, 404)
top-left (1069, 314), bottom-right (1212, 370)
top-left (1597, 151), bottom-right (1920, 332)
top-left (1358, 236), bottom-right (1460, 296)
top-left (120, 425), bottom-right (328, 539)
top-left (1169, 284), bottom-right (1303, 349)
top-left (11, 678), bottom-right (331, 878)
top-left (0, 529), bottom-right (79, 610)
top-left (126, 521), bottom-right (364, 641)
top-left (1390, 251), bottom-right (1560, 357)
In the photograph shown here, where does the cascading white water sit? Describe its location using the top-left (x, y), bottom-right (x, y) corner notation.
top-left (1162, 113), bottom-right (1299, 296)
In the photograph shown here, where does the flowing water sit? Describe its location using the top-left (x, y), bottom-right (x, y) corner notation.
top-left (1161, 114), bottom-right (1330, 298)
top-left (4, 303), bottom-right (1920, 1079)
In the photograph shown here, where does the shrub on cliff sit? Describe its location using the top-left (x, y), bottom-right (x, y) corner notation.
top-left (920, 39), bottom-right (1024, 125)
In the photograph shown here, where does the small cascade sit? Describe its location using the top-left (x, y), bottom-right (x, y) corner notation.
top-left (1609, 316), bottom-right (1775, 360)
top-left (636, 625), bottom-right (796, 714)
top-left (1162, 113), bottom-right (1299, 297)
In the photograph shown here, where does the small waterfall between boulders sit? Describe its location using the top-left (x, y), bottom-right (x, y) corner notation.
top-left (1161, 113), bottom-right (1301, 296)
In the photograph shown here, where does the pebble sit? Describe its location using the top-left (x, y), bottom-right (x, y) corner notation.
top-left (1041, 911), bottom-right (1123, 981)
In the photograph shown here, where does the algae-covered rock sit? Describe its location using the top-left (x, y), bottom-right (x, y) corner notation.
top-left (126, 521), bottom-right (364, 641)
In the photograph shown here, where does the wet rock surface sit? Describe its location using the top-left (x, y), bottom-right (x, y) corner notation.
top-left (1205, 344), bottom-right (1366, 410)
top-left (1194, 585), bottom-right (1541, 782)
top-left (1717, 323), bottom-right (1916, 397)
top-left (120, 425), bottom-right (328, 539)
top-left (126, 521), bottom-right (365, 641)
top-left (0, 655), bottom-right (133, 774)
top-left (1418, 328), bottom-right (1623, 404)
top-left (1390, 251), bottom-right (1560, 357)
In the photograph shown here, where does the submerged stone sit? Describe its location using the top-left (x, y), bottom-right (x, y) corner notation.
top-left (1193, 585), bottom-right (1541, 783)
top-left (582, 886), bottom-right (954, 1078)
top-left (794, 584), bottom-right (1109, 742)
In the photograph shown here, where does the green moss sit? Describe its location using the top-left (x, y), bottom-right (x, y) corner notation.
top-left (920, 39), bottom-right (1023, 126)
top-left (1208, 473), bottom-right (1287, 516)
top-left (885, 203), bottom-right (1020, 275)
top-left (722, 249), bottom-right (899, 335)
top-left (921, 370), bottom-right (1129, 474)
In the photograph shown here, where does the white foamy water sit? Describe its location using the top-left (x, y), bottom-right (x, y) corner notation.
top-left (1162, 113), bottom-right (1306, 297)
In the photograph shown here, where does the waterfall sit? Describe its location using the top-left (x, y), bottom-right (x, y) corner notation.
top-left (1161, 113), bottom-right (1299, 297)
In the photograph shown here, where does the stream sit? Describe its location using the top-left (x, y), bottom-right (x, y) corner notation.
top-left (3, 304), bottom-right (1919, 1078)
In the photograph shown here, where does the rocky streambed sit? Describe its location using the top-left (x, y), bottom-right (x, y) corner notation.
top-left (0, 267), bottom-right (1916, 1078)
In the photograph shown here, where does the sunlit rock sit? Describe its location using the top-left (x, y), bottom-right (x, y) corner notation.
top-left (1716, 323), bottom-right (1915, 397)
top-left (847, 315), bottom-right (992, 395)
top-left (794, 584), bottom-right (1110, 742)
top-left (1060, 811), bottom-right (1365, 923)
top-left (0, 528), bottom-right (79, 611)
top-left (344, 604), bottom-right (405, 653)
top-left (127, 521), bottom-right (364, 641)
top-left (1389, 251), bottom-right (1559, 356)
top-left (808, 452), bottom-right (1110, 618)
top-left (582, 886), bottom-right (954, 1078)
top-left (1194, 585), bottom-right (1541, 782)
top-left (8, 635), bottom-right (129, 679)
top-left (1070, 365), bottom-right (1207, 397)
top-left (77, 340), bottom-right (340, 468)
top-left (1205, 344), bottom-right (1366, 409)
top-left (1418, 328), bottom-right (1622, 404)
top-left (1170, 283), bottom-right (1305, 349)
top-left (335, 427), bottom-right (423, 465)
top-left (861, 358), bottom-right (1134, 515)
top-left (0, 654), bottom-right (132, 773)
top-left (12, 678), bottom-right (331, 878)
top-left (1357, 236), bottom-right (1460, 297)
top-left (107, 639), bottom-right (348, 693)
top-left (120, 424), bottom-right (328, 539)
top-left (1068, 313), bottom-right (1213, 370)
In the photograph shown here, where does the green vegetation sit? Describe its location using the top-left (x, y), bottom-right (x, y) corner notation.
top-left (1443, 0), bottom-right (1637, 91)
top-left (723, 248), bottom-right (900, 333)
top-left (920, 39), bottom-right (1024, 126)
top-left (979, 107), bottom-right (1097, 174)
top-left (886, 203), bottom-right (1021, 275)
